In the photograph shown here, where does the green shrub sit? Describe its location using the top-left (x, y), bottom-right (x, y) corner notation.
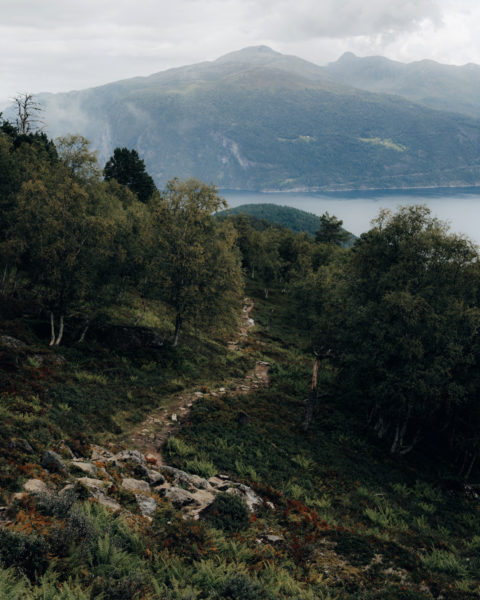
top-left (184, 457), bottom-right (217, 478)
top-left (157, 517), bottom-right (215, 562)
top-left (203, 492), bottom-right (250, 533)
top-left (222, 574), bottom-right (265, 600)
top-left (166, 436), bottom-right (195, 458)
top-left (0, 529), bottom-right (49, 581)
top-left (0, 567), bottom-right (30, 600)
top-left (421, 549), bottom-right (467, 578)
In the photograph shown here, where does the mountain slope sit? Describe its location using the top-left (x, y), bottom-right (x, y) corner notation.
top-left (327, 52), bottom-right (480, 119)
top-left (38, 46), bottom-right (480, 191)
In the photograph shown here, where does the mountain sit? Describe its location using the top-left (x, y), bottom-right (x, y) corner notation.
top-left (37, 46), bottom-right (480, 191)
top-left (327, 52), bottom-right (480, 119)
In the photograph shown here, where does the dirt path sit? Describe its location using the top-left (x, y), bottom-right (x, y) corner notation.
top-left (128, 298), bottom-right (269, 464)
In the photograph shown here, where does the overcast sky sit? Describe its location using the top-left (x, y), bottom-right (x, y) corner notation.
top-left (1, 0), bottom-right (479, 106)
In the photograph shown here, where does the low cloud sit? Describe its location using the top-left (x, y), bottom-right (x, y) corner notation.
top-left (249, 0), bottom-right (441, 40)
top-left (1, 0), bottom-right (476, 101)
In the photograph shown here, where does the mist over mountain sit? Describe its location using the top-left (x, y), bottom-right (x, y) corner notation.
top-left (327, 52), bottom-right (480, 119)
top-left (37, 46), bottom-right (480, 191)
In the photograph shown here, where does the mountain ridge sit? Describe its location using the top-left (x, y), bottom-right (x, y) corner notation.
top-left (35, 46), bottom-right (480, 191)
top-left (327, 51), bottom-right (480, 118)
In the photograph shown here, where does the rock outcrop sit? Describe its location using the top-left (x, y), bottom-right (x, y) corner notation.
top-left (5, 443), bottom-right (270, 524)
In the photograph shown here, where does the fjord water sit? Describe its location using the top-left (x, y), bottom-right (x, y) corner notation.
top-left (223, 188), bottom-right (480, 244)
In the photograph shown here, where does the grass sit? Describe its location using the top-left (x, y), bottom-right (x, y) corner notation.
top-left (1, 284), bottom-right (480, 598)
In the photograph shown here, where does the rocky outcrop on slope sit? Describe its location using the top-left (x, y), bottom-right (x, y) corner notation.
top-left (2, 444), bottom-right (269, 521)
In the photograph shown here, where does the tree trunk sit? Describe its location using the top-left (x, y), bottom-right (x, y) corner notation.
top-left (78, 321), bottom-right (90, 344)
top-left (390, 401), bottom-right (419, 455)
top-left (54, 315), bottom-right (64, 346)
top-left (374, 414), bottom-right (389, 439)
top-left (462, 446), bottom-right (478, 480)
top-left (1, 264), bottom-right (7, 293)
top-left (302, 356), bottom-right (321, 431)
top-left (49, 312), bottom-right (56, 346)
top-left (267, 309), bottom-right (275, 331)
top-left (173, 313), bottom-right (182, 347)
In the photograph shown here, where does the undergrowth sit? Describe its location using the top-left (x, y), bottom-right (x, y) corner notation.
top-left (1, 286), bottom-right (480, 598)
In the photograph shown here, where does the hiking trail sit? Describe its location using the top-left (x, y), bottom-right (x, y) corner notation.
top-left (128, 298), bottom-right (269, 464)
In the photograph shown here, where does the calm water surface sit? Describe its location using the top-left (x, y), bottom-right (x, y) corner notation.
top-left (222, 188), bottom-right (480, 244)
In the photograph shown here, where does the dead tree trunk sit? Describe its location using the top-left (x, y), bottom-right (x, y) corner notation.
top-left (78, 321), bottom-right (90, 344)
top-left (54, 315), bottom-right (64, 346)
top-left (49, 312), bottom-right (56, 346)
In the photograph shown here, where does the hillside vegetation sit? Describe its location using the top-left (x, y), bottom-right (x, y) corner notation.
top-left (34, 46), bottom-right (480, 191)
top-left (327, 52), bottom-right (480, 119)
top-left (1, 120), bottom-right (480, 598)
top-left (217, 203), bottom-right (354, 244)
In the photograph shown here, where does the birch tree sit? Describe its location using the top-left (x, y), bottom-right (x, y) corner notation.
top-left (149, 178), bottom-right (243, 347)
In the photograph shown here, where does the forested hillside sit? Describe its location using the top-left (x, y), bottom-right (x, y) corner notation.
top-left (217, 203), bottom-right (356, 245)
top-left (1, 116), bottom-right (480, 598)
top-left (35, 46), bottom-right (480, 191)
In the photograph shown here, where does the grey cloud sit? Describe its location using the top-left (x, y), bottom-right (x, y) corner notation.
top-left (0, 0), bottom-right (463, 102)
top-left (247, 0), bottom-right (441, 40)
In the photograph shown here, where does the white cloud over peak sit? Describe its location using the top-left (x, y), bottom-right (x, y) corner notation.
top-left (1, 0), bottom-right (479, 102)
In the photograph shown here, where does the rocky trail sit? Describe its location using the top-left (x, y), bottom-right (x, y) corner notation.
top-left (0, 299), bottom-right (273, 524)
top-left (128, 297), bottom-right (270, 465)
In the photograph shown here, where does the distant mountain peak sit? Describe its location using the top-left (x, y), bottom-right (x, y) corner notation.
top-left (337, 51), bottom-right (358, 62)
top-left (215, 46), bottom-right (282, 64)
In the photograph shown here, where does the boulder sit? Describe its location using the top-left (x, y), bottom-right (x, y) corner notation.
top-left (10, 492), bottom-right (28, 503)
top-left (208, 476), bottom-right (235, 489)
top-left (96, 494), bottom-right (121, 512)
top-left (90, 444), bottom-right (115, 461)
top-left (145, 453), bottom-right (159, 466)
top-left (146, 470), bottom-right (165, 485)
top-left (41, 450), bottom-right (67, 475)
top-left (121, 478), bottom-right (150, 493)
top-left (0, 335), bottom-right (28, 350)
top-left (159, 465), bottom-right (211, 491)
top-left (226, 484), bottom-right (263, 512)
top-left (70, 460), bottom-right (97, 477)
top-left (76, 477), bottom-right (112, 493)
top-left (112, 450), bottom-right (147, 466)
top-left (265, 534), bottom-right (283, 544)
top-left (59, 484), bottom-right (76, 496)
top-left (186, 489), bottom-right (216, 519)
top-left (23, 479), bottom-right (48, 494)
top-left (54, 441), bottom-right (75, 459)
top-left (160, 486), bottom-right (196, 508)
top-left (135, 494), bottom-right (157, 517)
top-left (9, 438), bottom-right (34, 454)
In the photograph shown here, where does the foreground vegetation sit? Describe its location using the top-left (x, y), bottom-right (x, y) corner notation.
top-left (1, 112), bottom-right (480, 598)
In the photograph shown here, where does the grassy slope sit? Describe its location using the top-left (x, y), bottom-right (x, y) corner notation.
top-left (1, 287), bottom-right (480, 598)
